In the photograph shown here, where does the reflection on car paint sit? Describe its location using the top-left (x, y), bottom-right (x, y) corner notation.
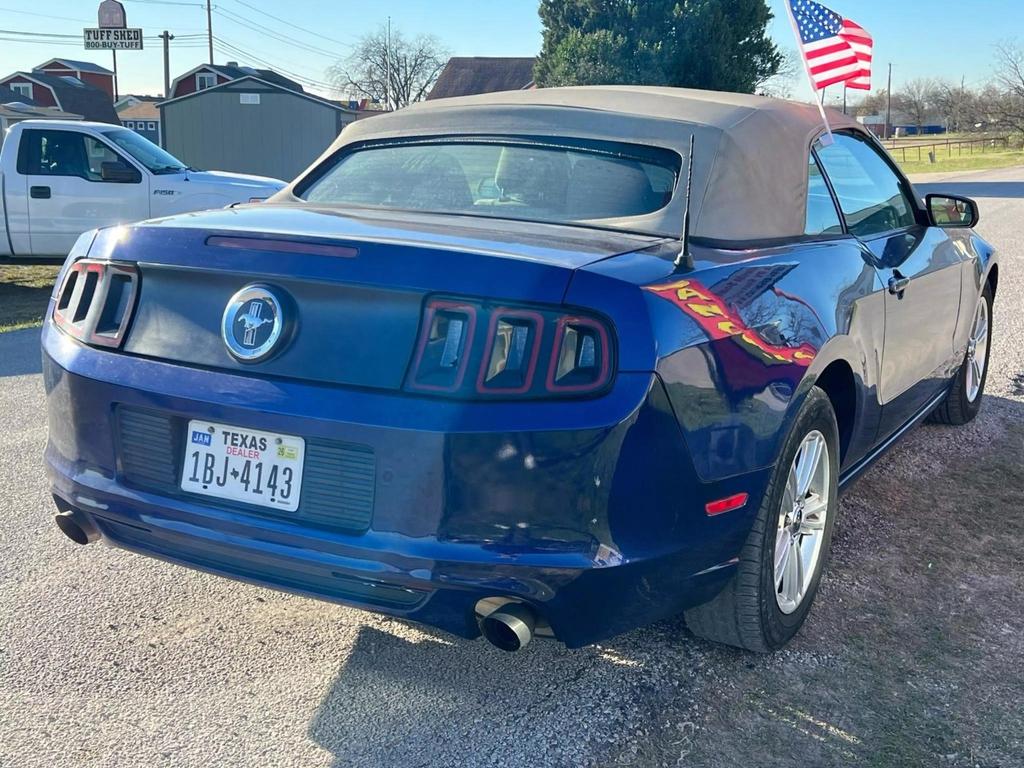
top-left (645, 277), bottom-right (817, 367)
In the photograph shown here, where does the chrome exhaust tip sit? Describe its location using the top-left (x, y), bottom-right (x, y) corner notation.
top-left (480, 602), bottom-right (536, 652)
top-left (54, 509), bottom-right (100, 545)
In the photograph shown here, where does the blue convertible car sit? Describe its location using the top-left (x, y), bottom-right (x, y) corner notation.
top-left (43, 88), bottom-right (997, 652)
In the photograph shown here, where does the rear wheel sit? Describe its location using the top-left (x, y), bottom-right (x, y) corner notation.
top-left (684, 387), bottom-right (840, 652)
top-left (929, 286), bottom-right (992, 426)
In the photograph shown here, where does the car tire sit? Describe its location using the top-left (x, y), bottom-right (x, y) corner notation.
top-left (929, 285), bottom-right (993, 426)
top-left (684, 386), bottom-right (840, 652)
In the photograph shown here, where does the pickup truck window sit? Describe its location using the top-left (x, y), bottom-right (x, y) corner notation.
top-left (16, 129), bottom-right (132, 182)
top-left (100, 128), bottom-right (189, 174)
top-left (299, 138), bottom-right (680, 227)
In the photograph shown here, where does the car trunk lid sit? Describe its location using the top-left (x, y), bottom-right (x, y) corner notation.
top-left (108, 206), bottom-right (662, 391)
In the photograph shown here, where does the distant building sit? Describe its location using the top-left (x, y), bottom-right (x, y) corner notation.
top-left (159, 73), bottom-right (356, 180)
top-left (427, 57), bottom-right (536, 100)
top-left (0, 87), bottom-right (82, 139)
top-left (0, 63), bottom-right (118, 124)
top-left (34, 58), bottom-right (115, 100)
top-left (119, 100), bottom-right (161, 145)
top-left (858, 112), bottom-right (946, 138)
top-left (115, 94), bottom-right (161, 111)
top-left (167, 62), bottom-right (305, 99)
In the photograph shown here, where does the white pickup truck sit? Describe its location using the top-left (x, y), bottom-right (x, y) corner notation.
top-left (1, 120), bottom-right (286, 258)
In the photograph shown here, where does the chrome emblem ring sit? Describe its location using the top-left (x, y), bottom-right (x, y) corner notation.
top-left (222, 284), bottom-right (286, 362)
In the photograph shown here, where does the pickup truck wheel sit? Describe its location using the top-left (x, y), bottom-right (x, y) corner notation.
top-left (929, 286), bottom-right (992, 426)
top-left (684, 386), bottom-right (840, 652)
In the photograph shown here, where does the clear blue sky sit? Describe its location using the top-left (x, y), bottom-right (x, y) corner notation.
top-left (0, 0), bottom-right (1020, 100)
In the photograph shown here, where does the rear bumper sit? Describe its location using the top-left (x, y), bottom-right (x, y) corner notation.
top-left (42, 323), bottom-right (769, 647)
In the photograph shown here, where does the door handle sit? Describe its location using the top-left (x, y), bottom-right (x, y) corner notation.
top-left (30, 185), bottom-right (51, 199)
top-left (888, 272), bottom-right (910, 297)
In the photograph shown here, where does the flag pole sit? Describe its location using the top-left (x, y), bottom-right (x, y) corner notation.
top-left (784, 0), bottom-right (835, 146)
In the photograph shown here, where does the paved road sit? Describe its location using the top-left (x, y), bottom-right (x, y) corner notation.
top-left (1, 167), bottom-right (1022, 768)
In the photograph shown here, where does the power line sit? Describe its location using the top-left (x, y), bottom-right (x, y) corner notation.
top-left (213, 36), bottom-right (337, 92)
top-left (226, 0), bottom-right (354, 47)
top-left (213, 7), bottom-right (340, 58)
top-left (0, 6), bottom-right (91, 23)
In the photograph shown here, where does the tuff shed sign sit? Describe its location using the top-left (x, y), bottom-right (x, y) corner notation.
top-left (84, 28), bottom-right (143, 50)
top-left (84, 0), bottom-right (143, 50)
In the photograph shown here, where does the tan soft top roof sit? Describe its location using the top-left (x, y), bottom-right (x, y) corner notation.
top-left (283, 86), bottom-right (863, 242)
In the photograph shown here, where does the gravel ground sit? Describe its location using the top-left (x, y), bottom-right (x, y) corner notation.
top-left (1, 166), bottom-right (1021, 768)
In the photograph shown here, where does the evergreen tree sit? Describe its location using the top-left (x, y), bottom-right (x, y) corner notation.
top-left (535, 0), bottom-right (782, 94)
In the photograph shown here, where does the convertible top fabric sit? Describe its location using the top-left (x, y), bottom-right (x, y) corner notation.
top-left (283, 86), bottom-right (864, 242)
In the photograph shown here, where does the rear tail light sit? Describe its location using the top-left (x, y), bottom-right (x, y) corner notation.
top-left (406, 297), bottom-right (614, 399)
top-left (52, 259), bottom-right (139, 348)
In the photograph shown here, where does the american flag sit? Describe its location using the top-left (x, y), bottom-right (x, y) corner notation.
top-left (789, 0), bottom-right (873, 91)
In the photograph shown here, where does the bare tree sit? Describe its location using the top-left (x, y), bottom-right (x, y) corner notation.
top-left (756, 48), bottom-right (799, 99)
top-left (851, 89), bottom-right (889, 118)
top-left (894, 78), bottom-right (936, 132)
top-left (992, 41), bottom-right (1024, 134)
top-left (328, 26), bottom-right (449, 110)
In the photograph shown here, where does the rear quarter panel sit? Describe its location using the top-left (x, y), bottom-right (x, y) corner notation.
top-left (570, 238), bottom-right (885, 482)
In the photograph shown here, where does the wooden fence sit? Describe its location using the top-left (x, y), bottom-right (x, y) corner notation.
top-left (886, 136), bottom-right (1011, 163)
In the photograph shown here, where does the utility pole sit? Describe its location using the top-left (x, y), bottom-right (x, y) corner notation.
top-left (159, 31), bottom-right (174, 97)
top-left (206, 0), bottom-right (214, 65)
top-left (112, 50), bottom-right (118, 100)
top-left (885, 63), bottom-right (893, 142)
top-left (842, 86), bottom-right (847, 115)
top-left (385, 15), bottom-right (391, 111)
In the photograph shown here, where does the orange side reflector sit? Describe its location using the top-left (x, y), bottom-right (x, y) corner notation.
top-left (705, 492), bottom-right (749, 516)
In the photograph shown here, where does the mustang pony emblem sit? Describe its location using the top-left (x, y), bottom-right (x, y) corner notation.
top-left (222, 285), bottom-right (286, 362)
top-left (237, 301), bottom-right (273, 347)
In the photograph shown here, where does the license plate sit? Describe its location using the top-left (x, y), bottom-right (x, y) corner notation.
top-left (180, 420), bottom-right (305, 512)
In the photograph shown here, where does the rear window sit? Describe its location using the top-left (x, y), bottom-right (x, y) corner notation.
top-left (298, 138), bottom-right (680, 227)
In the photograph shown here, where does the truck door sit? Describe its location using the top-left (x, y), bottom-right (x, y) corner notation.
top-left (19, 128), bottom-right (150, 257)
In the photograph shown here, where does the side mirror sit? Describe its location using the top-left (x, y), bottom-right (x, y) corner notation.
top-left (925, 193), bottom-right (978, 228)
top-left (101, 161), bottom-right (141, 184)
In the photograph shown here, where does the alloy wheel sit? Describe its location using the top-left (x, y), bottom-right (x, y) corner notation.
top-left (774, 430), bottom-right (831, 615)
top-left (965, 297), bottom-right (989, 403)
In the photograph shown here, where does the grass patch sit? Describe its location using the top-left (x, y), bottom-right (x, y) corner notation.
top-left (894, 149), bottom-right (1024, 175)
top-left (0, 264), bottom-right (59, 332)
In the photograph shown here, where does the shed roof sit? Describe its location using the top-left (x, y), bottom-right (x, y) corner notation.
top-left (1, 72), bottom-right (118, 123)
top-left (427, 57), bottom-right (536, 100)
top-left (118, 101), bottom-right (160, 120)
top-left (37, 58), bottom-right (114, 75)
top-left (158, 75), bottom-right (353, 112)
top-left (291, 86), bottom-right (862, 243)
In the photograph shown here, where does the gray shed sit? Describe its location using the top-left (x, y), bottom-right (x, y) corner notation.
top-left (159, 76), bottom-right (355, 182)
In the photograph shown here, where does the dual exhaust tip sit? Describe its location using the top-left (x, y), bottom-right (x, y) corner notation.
top-left (55, 505), bottom-right (541, 652)
top-left (54, 508), bottom-right (100, 546)
top-left (480, 602), bottom-right (536, 652)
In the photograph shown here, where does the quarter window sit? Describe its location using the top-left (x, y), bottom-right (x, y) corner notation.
top-left (805, 154), bottom-right (843, 236)
top-left (816, 133), bottom-right (916, 238)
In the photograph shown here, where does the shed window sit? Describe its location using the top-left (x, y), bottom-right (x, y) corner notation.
top-left (239, 93), bottom-right (260, 105)
top-left (195, 72), bottom-right (217, 91)
top-left (10, 82), bottom-right (32, 99)
top-left (147, 121), bottom-right (156, 130)
top-left (125, 121), bottom-right (134, 129)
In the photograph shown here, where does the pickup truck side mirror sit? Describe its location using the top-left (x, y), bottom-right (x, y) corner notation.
top-left (925, 193), bottom-right (979, 229)
top-left (101, 161), bottom-right (141, 184)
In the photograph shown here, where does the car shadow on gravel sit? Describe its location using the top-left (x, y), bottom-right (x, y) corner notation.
top-left (0, 327), bottom-right (43, 377)
top-left (307, 395), bottom-right (1024, 768)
